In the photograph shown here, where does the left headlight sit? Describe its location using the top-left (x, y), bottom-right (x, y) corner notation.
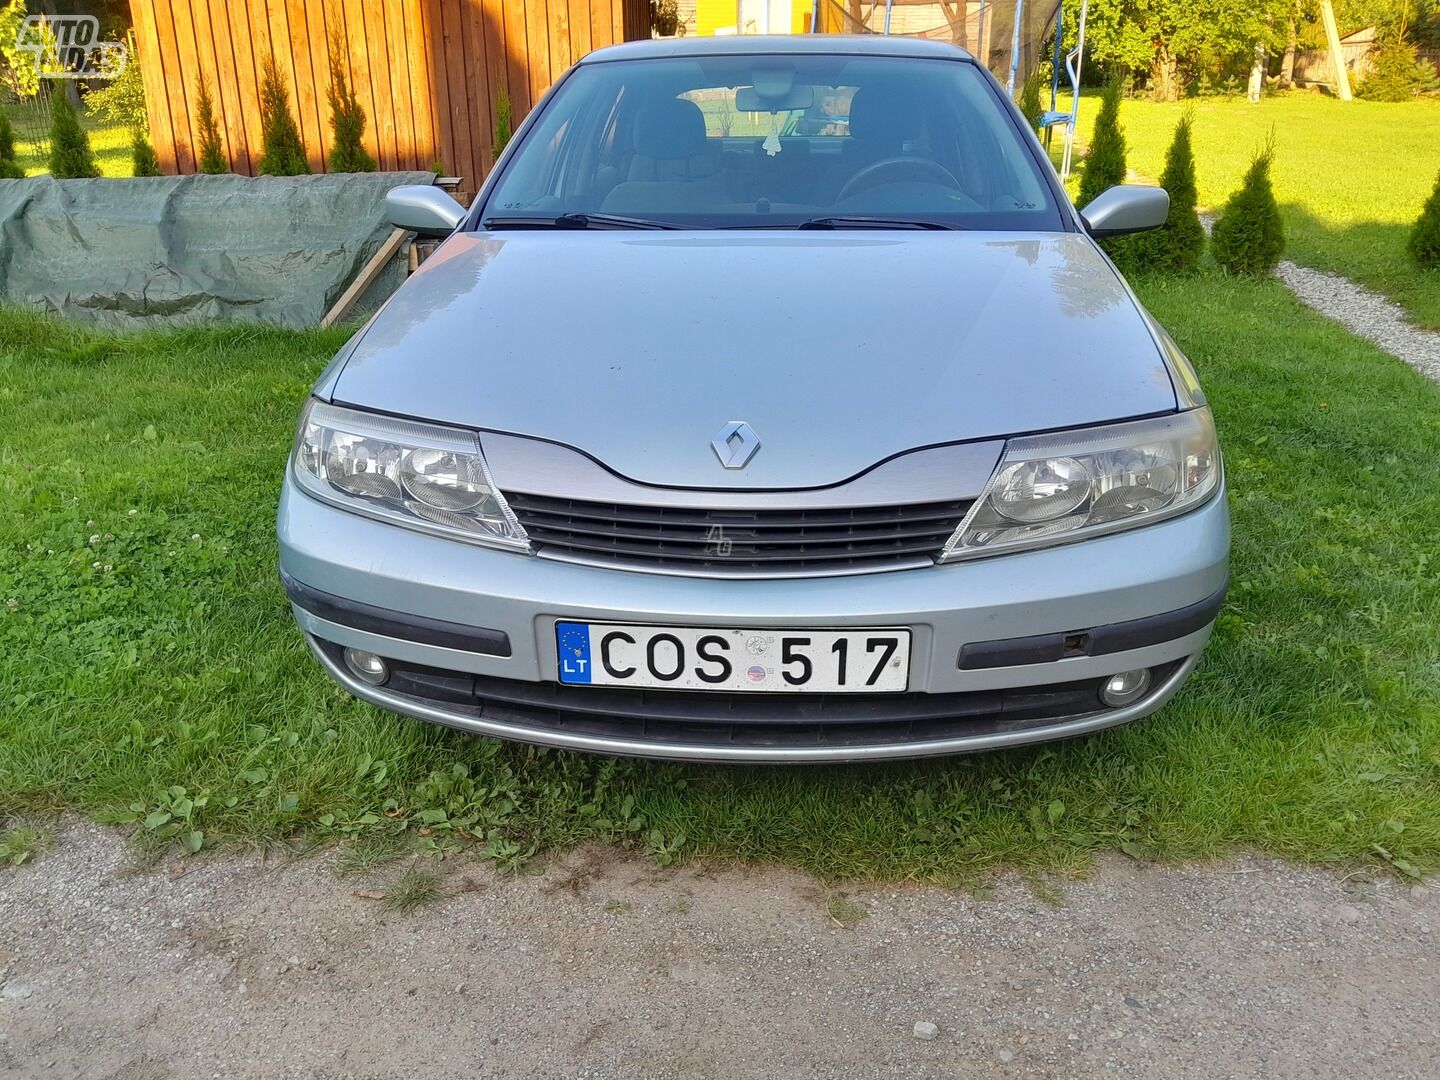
top-left (290, 399), bottom-right (530, 551)
top-left (940, 408), bottom-right (1221, 562)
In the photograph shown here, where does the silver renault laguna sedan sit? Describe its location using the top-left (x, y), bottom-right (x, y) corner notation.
top-left (278, 35), bottom-right (1228, 762)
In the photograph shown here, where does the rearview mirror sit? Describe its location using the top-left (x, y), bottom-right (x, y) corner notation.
top-left (1080, 185), bottom-right (1169, 238)
top-left (385, 185), bottom-right (466, 237)
top-left (735, 85), bottom-right (815, 113)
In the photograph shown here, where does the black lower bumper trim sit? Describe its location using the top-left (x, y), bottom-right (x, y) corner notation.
top-left (957, 584), bottom-right (1227, 670)
top-left (281, 570), bottom-right (512, 658)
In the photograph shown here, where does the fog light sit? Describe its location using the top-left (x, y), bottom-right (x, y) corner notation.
top-left (343, 647), bottom-right (389, 687)
top-left (1100, 668), bottom-right (1151, 708)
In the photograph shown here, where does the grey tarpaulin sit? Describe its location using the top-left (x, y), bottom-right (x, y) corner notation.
top-left (0, 172), bottom-right (435, 329)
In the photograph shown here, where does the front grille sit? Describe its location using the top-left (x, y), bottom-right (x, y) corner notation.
top-left (506, 492), bottom-right (973, 575)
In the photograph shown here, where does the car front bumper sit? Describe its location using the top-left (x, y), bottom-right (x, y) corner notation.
top-left (277, 475), bottom-right (1230, 762)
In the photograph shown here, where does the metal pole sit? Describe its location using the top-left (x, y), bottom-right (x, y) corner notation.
top-left (883, 0), bottom-right (893, 34)
top-left (1319, 0), bottom-right (1352, 100)
top-left (1006, 0), bottom-right (1025, 95)
top-left (811, 0), bottom-right (821, 33)
top-left (1060, 0), bottom-right (1088, 180)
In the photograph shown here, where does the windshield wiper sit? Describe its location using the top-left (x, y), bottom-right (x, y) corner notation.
top-left (482, 212), bottom-right (679, 231)
top-left (797, 216), bottom-right (957, 231)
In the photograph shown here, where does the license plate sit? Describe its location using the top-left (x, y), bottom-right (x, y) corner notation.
top-left (555, 622), bottom-right (911, 693)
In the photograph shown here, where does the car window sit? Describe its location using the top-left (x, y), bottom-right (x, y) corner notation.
top-left (481, 55), bottom-right (1063, 231)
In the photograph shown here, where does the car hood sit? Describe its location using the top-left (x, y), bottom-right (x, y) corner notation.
top-left (331, 230), bottom-right (1176, 490)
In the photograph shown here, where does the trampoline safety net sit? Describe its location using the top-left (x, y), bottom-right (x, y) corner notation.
top-left (815, 1), bottom-right (1060, 89)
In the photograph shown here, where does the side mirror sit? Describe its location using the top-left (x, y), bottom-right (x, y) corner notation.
top-left (1080, 185), bottom-right (1170, 238)
top-left (385, 185), bottom-right (466, 237)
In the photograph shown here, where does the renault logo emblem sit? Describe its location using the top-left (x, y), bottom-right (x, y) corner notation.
top-left (711, 420), bottom-right (761, 469)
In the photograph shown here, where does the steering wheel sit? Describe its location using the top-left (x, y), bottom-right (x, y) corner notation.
top-left (836, 156), bottom-right (963, 204)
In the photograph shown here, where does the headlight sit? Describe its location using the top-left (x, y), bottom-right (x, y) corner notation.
top-left (290, 400), bottom-right (529, 550)
top-left (941, 408), bottom-right (1220, 561)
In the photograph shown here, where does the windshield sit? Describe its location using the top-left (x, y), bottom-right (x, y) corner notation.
top-left (480, 54), bottom-right (1063, 231)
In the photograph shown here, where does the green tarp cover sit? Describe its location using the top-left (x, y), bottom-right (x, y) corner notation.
top-left (0, 172), bottom-right (435, 329)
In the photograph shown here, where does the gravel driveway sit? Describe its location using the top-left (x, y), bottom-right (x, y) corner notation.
top-left (1, 822), bottom-right (1436, 1079)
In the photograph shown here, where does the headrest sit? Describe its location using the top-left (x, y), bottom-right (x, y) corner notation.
top-left (847, 85), bottom-right (923, 143)
top-left (633, 98), bottom-right (708, 159)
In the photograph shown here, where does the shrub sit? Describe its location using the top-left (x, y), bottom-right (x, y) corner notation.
top-left (1211, 143), bottom-right (1285, 276)
top-left (1356, 38), bottom-right (1439, 101)
top-left (257, 54), bottom-right (310, 176)
top-left (194, 77), bottom-right (227, 173)
top-left (1017, 67), bottom-right (1044, 134)
top-left (1126, 112), bottom-right (1205, 273)
top-left (326, 34), bottom-right (376, 173)
top-left (131, 127), bottom-right (160, 176)
top-left (47, 91), bottom-right (100, 179)
top-left (492, 85), bottom-right (513, 159)
top-left (1078, 78), bottom-right (1126, 208)
top-left (651, 0), bottom-right (680, 36)
top-left (0, 109), bottom-right (23, 178)
top-left (1409, 169), bottom-right (1440, 269)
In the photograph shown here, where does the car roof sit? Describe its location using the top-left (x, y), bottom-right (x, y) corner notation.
top-left (581, 34), bottom-right (974, 65)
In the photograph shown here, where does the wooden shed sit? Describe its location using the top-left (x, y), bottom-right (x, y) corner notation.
top-left (127, 0), bottom-right (652, 198)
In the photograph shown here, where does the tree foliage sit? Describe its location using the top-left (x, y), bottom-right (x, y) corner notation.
top-left (1355, 35), bottom-right (1440, 98)
top-left (47, 91), bottom-right (100, 179)
top-left (1017, 68), bottom-right (1045, 133)
top-left (87, 32), bottom-right (149, 129)
top-left (492, 85), bottom-right (514, 159)
top-left (0, 0), bottom-right (40, 100)
top-left (257, 55), bottom-right (310, 176)
top-left (1127, 112), bottom-right (1206, 272)
top-left (131, 127), bottom-right (161, 177)
top-left (0, 110), bottom-right (23, 178)
top-left (1409, 169), bottom-right (1440, 268)
top-left (1079, 78), bottom-right (1127, 207)
top-left (1211, 144), bottom-right (1285, 276)
top-left (326, 34), bottom-right (376, 173)
top-left (195, 77), bottom-right (227, 174)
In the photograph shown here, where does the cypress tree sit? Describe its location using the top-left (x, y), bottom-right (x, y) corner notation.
top-left (131, 127), bottom-right (161, 176)
top-left (492, 85), bottom-right (513, 159)
top-left (326, 35), bottom-right (376, 172)
top-left (1078, 78), bottom-right (1126, 208)
top-left (1127, 112), bottom-right (1205, 272)
top-left (48, 91), bottom-right (101, 179)
top-left (0, 111), bottom-right (24, 178)
top-left (1408, 169), bottom-right (1440, 269)
top-left (195, 77), bottom-right (227, 173)
top-left (257, 55), bottom-right (310, 176)
top-left (1017, 68), bottom-right (1044, 134)
top-left (1211, 143), bottom-right (1285, 276)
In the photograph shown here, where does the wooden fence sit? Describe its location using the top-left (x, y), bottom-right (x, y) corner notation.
top-left (128, 0), bottom-right (651, 197)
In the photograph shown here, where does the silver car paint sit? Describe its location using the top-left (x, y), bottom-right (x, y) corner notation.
top-left (327, 231), bottom-right (1176, 490)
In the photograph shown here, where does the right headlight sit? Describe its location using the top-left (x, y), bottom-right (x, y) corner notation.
top-left (940, 408), bottom-right (1221, 561)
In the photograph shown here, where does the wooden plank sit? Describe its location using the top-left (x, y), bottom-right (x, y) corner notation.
top-left (226, 0), bottom-right (267, 174)
top-left (169, 0), bottom-right (207, 169)
top-left (400, 0), bottom-right (436, 167)
top-left (130, 1), bottom-right (178, 173)
top-left (461, 0), bottom-right (492, 180)
top-left (568, 0), bottom-right (591, 61)
top-left (549, 0), bottom-right (571, 80)
top-left (339, 0), bottom-right (383, 170)
top-left (281, 0), bottom-right (324, 171)
top-left (504, 0), bottom-right (531, 119)
top-left (525, 0), bottom-right (551, 110)
top-left (204, 0), bottom-right (251, 172)
top-left (590, 0), bottom-right (613, 49)
top-left (150, 0), bottom-right (196, 172)
top-left (422, 0), bottom-right (454, 174)
top-left (439, 0), bottom-right (474, 188)
top-left (382, 0), bottom-right (417, 169)
top-left (186, 0), bottom-right (229, 168)
top-left (321, 227), bottom-right (408, 327)
top-left (302, 0), bottom-right (336, 170)
top-left (612, 0), bottom-right (625, 47)
top-left (361, 0), bottom-right (398, 168)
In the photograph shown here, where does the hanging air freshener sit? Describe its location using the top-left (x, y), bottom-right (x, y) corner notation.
top-left (763, 111), bottom-right (782, 157)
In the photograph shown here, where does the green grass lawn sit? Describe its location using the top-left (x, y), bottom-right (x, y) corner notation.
top-left (1, 269), bottom-right (1436, 881)
top-left (1062, 93), bottom-right (1440, 328)
top-left (2, 99), bottom-right (131, 179)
